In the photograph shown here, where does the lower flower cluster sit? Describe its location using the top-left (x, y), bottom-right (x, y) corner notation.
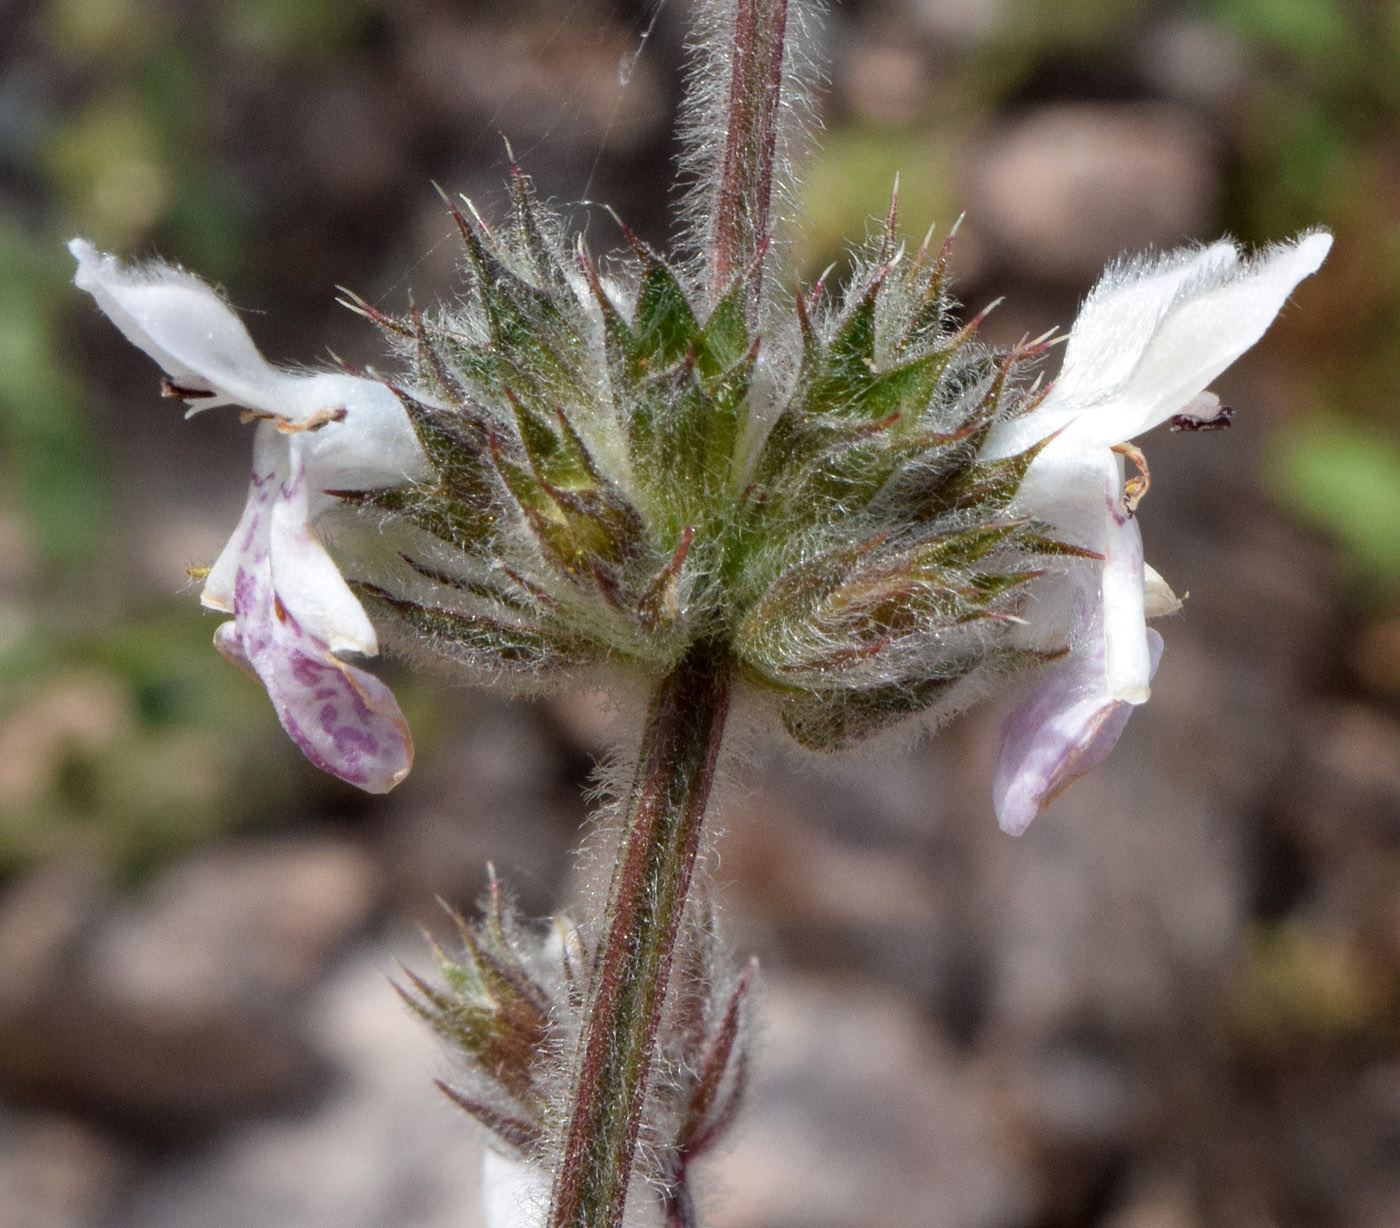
top-left (398, 888), bottom-right (752, 1227)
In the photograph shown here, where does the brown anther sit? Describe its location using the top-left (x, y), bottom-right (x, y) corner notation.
top-left (161, 377), bottom-right (216, 399)
top-left (1112, 443), bottom-right (1151, 515)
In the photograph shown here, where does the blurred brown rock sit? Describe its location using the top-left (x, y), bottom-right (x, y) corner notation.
top-left (0, 674), bottom-right (131, 812)
top-left (840, 37), bottom-right (931, 125)
top-left (911, 0), bottom-right (1009, 51)
top-left (1102, 1173), bottom-right (1204, 1228)
top-left (703, 972), bottom-right (1034, 1228)
top-left (0, 861), bottom-right (104, 1009)
top-left (959, 103), bottom-right (1219, 284)
top-left (383, 695), bottom-right (583, 924)
top-left (1135, 20), bottom-right (1251, 116)
top-left (397, 10), bottom-right (665, 154)
top-left (1303, 701), bottom-right (1400, 824)
top-left (0, 1111), bottom-right (129, 1228)
top-left (1279, 701), bottom-right (1400, 963)
top-left (0, 839), bottom-right (379, 1129)
top-left (722, 780), bottom-right (957, 1009)
top-left (108, 947), bottom-right (491, 1228)
top-left (1353, 614), bottom-right (1400, 697)
top-left (296, 71), bottom-right (407, 200)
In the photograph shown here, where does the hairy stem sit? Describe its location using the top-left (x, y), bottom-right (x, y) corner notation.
top-left (710, 0), bottom-right (790, 300)
top-left (662, 1179), bottom-right (698, 1228)
top-left (551, 643), bottom-right (734, 1228)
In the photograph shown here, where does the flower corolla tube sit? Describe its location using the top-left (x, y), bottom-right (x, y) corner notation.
top-left (71, 239), bottom-right (430, 792)
top-left (983, 232), bottom-right (1331, 834)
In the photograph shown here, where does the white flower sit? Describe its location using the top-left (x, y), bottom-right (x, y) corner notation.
top-left (983, 232), bottom-right (1332, 835)
top-left (71, 239), bottom-right (430, 792)
top-left (481, 1150), bottom-right (550, 1228)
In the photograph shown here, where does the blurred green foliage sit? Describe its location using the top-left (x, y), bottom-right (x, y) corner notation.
top-left (0, 598), bottom-right (445, 879)
top-left (40, 0), bottom-right (249, 272)
top-left (1264, 417), bottom-right (1400, 595)
top-left (1201, 0), bottom-right (1400, 592)
top-left (792, 126), bottom-right (960, 277)
top-left (222, 0), bottom-right (378, 59)
top-left (1210, 0), bottom-right (1356, 60)
top-left (0, 611), bottom-right (300, 879)
top-left (1231, 919), bottom-right (1397, 1048)
top-left (0, 224), bottom-right (107, 565)
top-left (0, 0), bottom-right (398, 880)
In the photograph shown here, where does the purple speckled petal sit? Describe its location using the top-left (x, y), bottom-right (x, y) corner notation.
top-left (993, 619), bottom-right (1163, 837)
top-left (202, 435), bottom-right (281, 615)
top-left (212, 450), bottom-right (412, 793)
top-left (70, 239), bottom-right (424, 793)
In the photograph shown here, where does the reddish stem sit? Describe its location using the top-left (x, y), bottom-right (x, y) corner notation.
top-left (711, 0), bottom-right (790, 301)
top-left (550, 644), bottom-right (734, 1228)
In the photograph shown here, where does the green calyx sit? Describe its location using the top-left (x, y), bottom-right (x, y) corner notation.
top-left (349, 172), bottom-right (1061, 749)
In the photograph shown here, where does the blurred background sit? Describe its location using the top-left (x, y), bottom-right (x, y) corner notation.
top-left (2, 0), bottom-right (1399, 1224)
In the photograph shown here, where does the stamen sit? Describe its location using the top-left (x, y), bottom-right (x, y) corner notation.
top-left (161, 376), bottom-right (216, 399)
top-left (1169, 393), bottom-right (1235, 431)
top-left (277, 406), bottom-right (348, 433)
top-left (1112, 442), bottom-right (1151, 515)
top-left (236, 406), bottom-right (349, 432)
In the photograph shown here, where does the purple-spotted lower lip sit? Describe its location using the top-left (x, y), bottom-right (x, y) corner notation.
top-left (215, 457), bottom-right (412, 793)
top-left (274, 640), bottom-right (408, 790)
top-left (215, 610), bottom-right (413, 793)
top-left (219, 573), bottom-right (413, 791)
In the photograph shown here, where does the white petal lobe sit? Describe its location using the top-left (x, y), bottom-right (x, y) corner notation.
top-left (983, 231), bottom-right (1329, 830)
top-left (72, 239), bottom-right (425, 792)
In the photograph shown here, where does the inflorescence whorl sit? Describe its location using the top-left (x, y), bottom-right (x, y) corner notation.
top-left (345, 172), bottom-right (1058, 751)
